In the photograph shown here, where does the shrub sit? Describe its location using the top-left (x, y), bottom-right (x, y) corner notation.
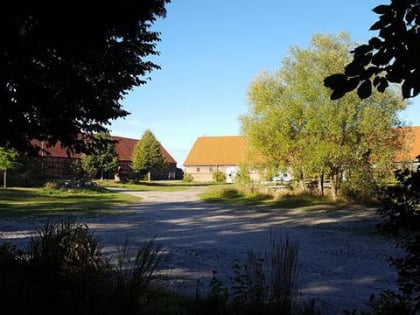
top-left (0, 220), bottom-right (163, 315)
top-left (377, 167), bottom-right (420, 233)
top-left (235, 165), bottom-right (252, 188)
top-left (374, 162), bottom-right (420, 313)
top-left (212, 171), bottom-right (226, 183)
top-left (183, 173), bottom-right (194, 182)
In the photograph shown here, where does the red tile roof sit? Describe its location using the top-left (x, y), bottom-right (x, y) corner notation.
top-left (31, 136), bottom-right (177, 164)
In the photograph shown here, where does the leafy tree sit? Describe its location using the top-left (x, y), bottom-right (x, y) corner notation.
top-left (0, 147), bottom-right (20, 188)
top-left (0, 0), bottom-right (170, 154)
top-left (241, 33), bottom-right (406, 199)
top-left (131, 130), bottom-right (167, 180)
top-left (80, 133), bottom-right (119, 180)
top-left (324, 0), bottom-right (420, 100)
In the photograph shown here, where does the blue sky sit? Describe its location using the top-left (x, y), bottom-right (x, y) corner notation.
top-left (109, 0), bottom-right (420, 167)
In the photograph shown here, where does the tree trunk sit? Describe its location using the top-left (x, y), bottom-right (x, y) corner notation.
top-left (3, 169), bottom-right (7, 189)
top-left (318, 172), bottom-right (324, 197)
top-left (331, 172), bottom-right (340, 202)
top-left (299, 170), bottom-right (305, 192)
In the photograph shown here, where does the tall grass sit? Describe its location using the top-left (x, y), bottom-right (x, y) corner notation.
top-left (268, 232), bottom-right (300, 313)
top-left (0, 220), bottom-right (163, 315)
top-left (201, 231), bottom-right (303, 315)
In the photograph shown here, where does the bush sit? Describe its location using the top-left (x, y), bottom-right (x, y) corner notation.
top-left (377, 168), bottom-right (420, 233)
top-left (212, 171), bottom-right (226, 183)
top-left (183, 173), bottom-right (194, 182)
top-left (373, 163), bottom-right (420, 313)
top-left (0, 220), bottom-right (163, 315)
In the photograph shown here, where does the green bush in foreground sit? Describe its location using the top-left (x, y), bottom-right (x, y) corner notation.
top-left (0, 220), bottom-right (161, 315)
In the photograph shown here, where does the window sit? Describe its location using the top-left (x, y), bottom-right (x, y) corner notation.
top-left (196, 167), bottom-right (200, 172)
top-left (209, 167), bottom-right (213, 172)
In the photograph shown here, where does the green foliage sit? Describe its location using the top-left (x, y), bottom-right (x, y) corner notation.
top-left (375, 163), bottom-right (420, 312)
top-left (212, 171), bottom-right (226, 183)
top-left (241, 33), bottom-right (406, 200)
top-left (131, 130), bottom-right (167, 179)
top-left (234, 165), bottom-right (252, 188)
top-left (0, 1), bottom-right (170, 153)
top-left (325, 1), bottom-right (420, 100)
top-left (80, 133), bottom-right (119, 180)
top-left (183, 173), bottom-right (194, 182)
top-left (0, 221), bottom-right (163, 315)
top-left (0, 147), bottom-right (20, 188)
top-left (377, 167), bottom-right (420, 233)
top-left (0, 147), bottom-right (19, 171)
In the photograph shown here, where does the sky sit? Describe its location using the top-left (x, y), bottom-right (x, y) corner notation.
top-left (109, 0), bottom-right (420, 168)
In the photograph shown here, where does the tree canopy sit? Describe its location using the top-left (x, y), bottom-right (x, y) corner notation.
top-left (241, 33), bottom-right (407, 198)
top-left (80, 133), bottom-right (119, 180)
top-left (131, 129), bottom-right (167, 180)
top-left (0, 0), bottom-right (169, 153)
top-left (0, 147), bottom-right (20, 188)
top-left (324, 0), bottom-right (420, 100)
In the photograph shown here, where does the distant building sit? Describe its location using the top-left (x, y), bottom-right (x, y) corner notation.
top-left (31, 136), bottom-right (182, 180)
top-left (183, 136), bottom-right (249, 182)
top-left (183, 127), bottom-right (420, 183)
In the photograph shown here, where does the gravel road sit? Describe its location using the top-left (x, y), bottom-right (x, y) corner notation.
top-left (0, 186), bottom-right (401, 314)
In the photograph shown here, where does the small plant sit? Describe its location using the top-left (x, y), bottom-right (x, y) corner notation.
top-left (212, 171), bottom-right (226, 183)
top-left (0, 220), bottom-right (164, 315)
top-left (183, 173), bottom-right (194, 182)
top-left (202, 231), bottom-right (300, 314)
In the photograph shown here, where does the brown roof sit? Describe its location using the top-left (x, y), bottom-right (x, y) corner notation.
top-left (183, 136), bottom-right (247, 166)
top-left (31, 136), bottom-right (177, 164)
top-left (185, 128), bottom-right (420, 167)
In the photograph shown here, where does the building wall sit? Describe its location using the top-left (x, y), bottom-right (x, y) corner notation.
top-left (184, 164), bottom-right (263, 183)
top-left (184, 165), bottom-right (237, 182)
top-left (40, 156), bottom-right (77, 178)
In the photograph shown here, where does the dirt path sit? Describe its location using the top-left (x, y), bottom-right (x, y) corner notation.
top-left (0, 187), bottom-right (400, 314)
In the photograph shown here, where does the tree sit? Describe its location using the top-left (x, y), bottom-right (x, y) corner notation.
top-left (80, 133), bottom-right (119, 180)
top-left (131, 130), bottom-right (167, 180)
top-left (0, 0), bottom-right (170, 154)
top-left (324, 1), bottom-right (420, 100)
top-left (0, 147), bottom-right (20, 188)
top-left (240, 33), bottom-right (407, 199)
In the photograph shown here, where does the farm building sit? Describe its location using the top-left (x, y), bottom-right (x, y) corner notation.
top-left (183, 136), bottom-right (250, 182)
top-left (30, 136), bottom-right (182, 180)
top-left (183, 127), bottom-right (420, 183)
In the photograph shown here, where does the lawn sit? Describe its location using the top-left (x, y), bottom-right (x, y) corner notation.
top-left (97, 179), bottom-right (214, 191)
top-left (0, 187), bottom-right (141, 218)
top-left (199, 184), bottom-right (350, 209)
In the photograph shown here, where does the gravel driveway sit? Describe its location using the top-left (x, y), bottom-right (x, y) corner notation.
top-left (0, 186), bottom-right (401, 314)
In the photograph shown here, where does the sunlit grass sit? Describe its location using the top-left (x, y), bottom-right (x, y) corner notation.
top-left (199, 185), bottom-right (274, 205)
top-left (199, 185), bottom-right (349, 209)
top-left (96, 179), bottom-right (214, 192)
top-left (0, 187), bottom-right (141, 218)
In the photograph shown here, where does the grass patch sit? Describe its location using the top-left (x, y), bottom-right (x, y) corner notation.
top-left (200, 185), bottom-right (348, 209)
top-left (0, 187), bottom-right (140, 218)
top-left (97, 179), bottom-right (213, 192)
top-left (199, 185), bottom-right (274, 205)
